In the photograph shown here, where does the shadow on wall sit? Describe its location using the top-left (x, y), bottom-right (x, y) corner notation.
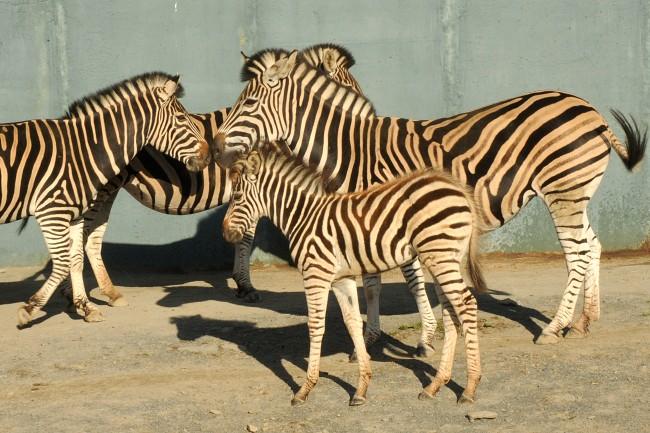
top-left (103, 206), bottom-right (292, 272)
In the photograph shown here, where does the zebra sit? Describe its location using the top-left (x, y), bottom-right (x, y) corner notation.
top-left (62, 44), bottom-right (369, 311)
top-left (0, 72), bottom-right (210, 326)
top-left (214, 49), bottom-right (647, 345)
top-left (222, 146), bottom-right (487, 406)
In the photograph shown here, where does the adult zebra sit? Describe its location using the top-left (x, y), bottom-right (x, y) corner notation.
top-left (223, 147), bottom-right (486, 405)
top-left (214, 49), bottom-right (647, 344)
top-left (1, 72), bottom-right (210, 326)
top-left (63, 44), bottom-right (366, 309)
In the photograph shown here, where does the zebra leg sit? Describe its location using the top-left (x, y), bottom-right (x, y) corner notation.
top-left (291, 276), bottom-right (331, 406)
top-left (361, 273), bottom-right (382, 347)
top-left (349, 273), bottom-right (382, 362)
top-left (17, 219), bottom-right (72, 326)
top-left (537, 207), bottom-right (592, 344)
top-left (69, 218), bottom-right (104, 322)
top-left (401, 258), bottom-right (437, 358)
top-left (566, 224), bottom-right (601, 339)
top-left (420, 258), bottom-right (481, 403)
top-left (83, 190), bottom-right (127, 307)
top-left (332, 278), bottom-right (371, 406)
top-left (232, 228), bottom-right (261, 302)
top-left (419, 301), bottom-right (457, 400)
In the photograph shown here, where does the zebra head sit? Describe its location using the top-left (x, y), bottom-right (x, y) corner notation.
top-left (223, 151), bottom-right (264, 244)
top-left (214, 46), bottom-right (371, 168)
top-left (149, 76), bottom-right (211, 172)
top-left (214, 49), bottom-right (296, 168)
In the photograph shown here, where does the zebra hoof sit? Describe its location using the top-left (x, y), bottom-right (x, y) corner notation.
top-left (17, 305), bottom-right (33, 327)
top-left (565, 326), bottom-right (588, 339)
top-left (348, 350), bottom-right (358, 363)
top-left (349, 394), bottom-right (367, 406)
top-left (458, 393), bottom-right (475, 404)
top-left (535, 332), bottom-right (560, 345)
top-left (290, 396), bottom-right (307, 406)
top-left (414, 343), bottom-right (435, 358)
top-left (109, 297), bottom-right (129, 307)
top-left (236, 287), bottom-right (261, 303)
top-left (418, 390), bottom-right (436, 400)
top-left (84, 309), bottom-right (105, 323)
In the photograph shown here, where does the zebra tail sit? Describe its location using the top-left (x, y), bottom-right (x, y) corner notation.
top-left (608, 109), bottom-right (647, 171)
top-left (467, 224), bottom-right (488, 293)
top-left (17, 217), bottom-right (30, 234)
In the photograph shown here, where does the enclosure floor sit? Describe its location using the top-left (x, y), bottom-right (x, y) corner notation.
top-left (0, 253), bottom-right (649, 433)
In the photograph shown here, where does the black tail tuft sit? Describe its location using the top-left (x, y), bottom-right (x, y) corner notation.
top-left (610, 109), bottom-right (647, 171)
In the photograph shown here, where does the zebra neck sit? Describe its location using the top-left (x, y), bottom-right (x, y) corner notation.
top-left (262, 173), bottom-right (331, 249)
top-left (67, 105), bottom-right (150, 187)
top-left (286, 107), bottom-right (440, 191)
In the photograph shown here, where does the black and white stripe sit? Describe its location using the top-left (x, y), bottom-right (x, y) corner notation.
top-left (215, 49), bottom-right (647, 344)
top-left (70, 45), bottom-right (387, 310)
top-left (223, 146), bottom-right (487, 405)
top-left (0, 72), bottom-right (210, 326)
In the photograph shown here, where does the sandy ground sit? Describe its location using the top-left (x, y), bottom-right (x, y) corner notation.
top-left (0, 253), bottom-right (649, 433)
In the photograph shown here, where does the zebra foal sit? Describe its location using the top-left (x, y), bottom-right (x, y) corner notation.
top-left (0, 72), bottom-right (210, 326)
top-left (222, 146), bottom-right (487, 406)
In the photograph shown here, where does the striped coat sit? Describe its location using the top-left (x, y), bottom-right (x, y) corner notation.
top-left (0, 72), bottom-right (209, 326)
top-left (215, 49), bottom-right (646, 344)
top-left (68, 44), bottom-right (367, 309)
top-left (223, 146), bottom-right (486, 406)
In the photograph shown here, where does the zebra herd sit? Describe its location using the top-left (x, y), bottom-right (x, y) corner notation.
top-left (1, 43), bottom-right (646, 406)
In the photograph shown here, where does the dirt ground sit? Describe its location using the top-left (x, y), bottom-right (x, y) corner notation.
top-left (0, 253), bottom-right (649, 433)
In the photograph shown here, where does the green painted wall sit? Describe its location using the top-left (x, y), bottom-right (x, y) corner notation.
top-left (0, 0), bottom-right (648, 269)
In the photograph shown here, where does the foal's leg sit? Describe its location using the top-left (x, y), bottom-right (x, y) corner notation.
top-left (419, 300), bottom-right (458, 400)
top-left (361, 273), bottom-right (382, 348)
top-left (420, 256), bottom-right (481, 403)
top-left (332, 278), bottom-right (371, 406)
top-left (401, 258), bottom-right (437, 357)
top-left (291, 275), bottom-right (331, 406)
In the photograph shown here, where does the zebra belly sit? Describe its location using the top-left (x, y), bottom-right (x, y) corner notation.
top-left (334, 241), bottom-right (417, 279)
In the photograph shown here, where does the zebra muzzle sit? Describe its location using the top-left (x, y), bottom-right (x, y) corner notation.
top-left (213, 132), bottom-right (247, 168)
top-left (186, 140), bottom-right (211, 172)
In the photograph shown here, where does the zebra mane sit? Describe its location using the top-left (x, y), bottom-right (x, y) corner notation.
top-left (64, 71), bottom-right (184, 118)
top-left (240, 48), bottom-right (291, 82)
top-left (295, 54), bottom-right (375, 118)
top-left (231, 143), bottom-right (330, 194)
top-left (251, 144), bottom-right (476, 202)
top-left (300, 43), bottom-right (356, 68)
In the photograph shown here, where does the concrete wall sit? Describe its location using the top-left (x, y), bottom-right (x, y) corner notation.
top-left (0, 0), bottom-right (649, 269)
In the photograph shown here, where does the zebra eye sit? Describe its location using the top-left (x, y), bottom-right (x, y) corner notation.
top-left (243, 97), bottom-right (258, 107)
top-left (232, 191), bottom-right (243, 201)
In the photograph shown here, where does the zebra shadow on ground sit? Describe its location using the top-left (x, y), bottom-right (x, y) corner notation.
top-left (170, 311), bottom-right (466, 402)
top-left (159, 279), bottom-right (552, 343)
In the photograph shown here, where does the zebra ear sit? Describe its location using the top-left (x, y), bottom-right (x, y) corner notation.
top-left (247, 151), bottom-right (262, 175)
top-left (263, 50), bottom-right (298, 84)
top-left (322, 48), bottom-right (337, 74)
top-left (158, 78), bottom-right (179, 102)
